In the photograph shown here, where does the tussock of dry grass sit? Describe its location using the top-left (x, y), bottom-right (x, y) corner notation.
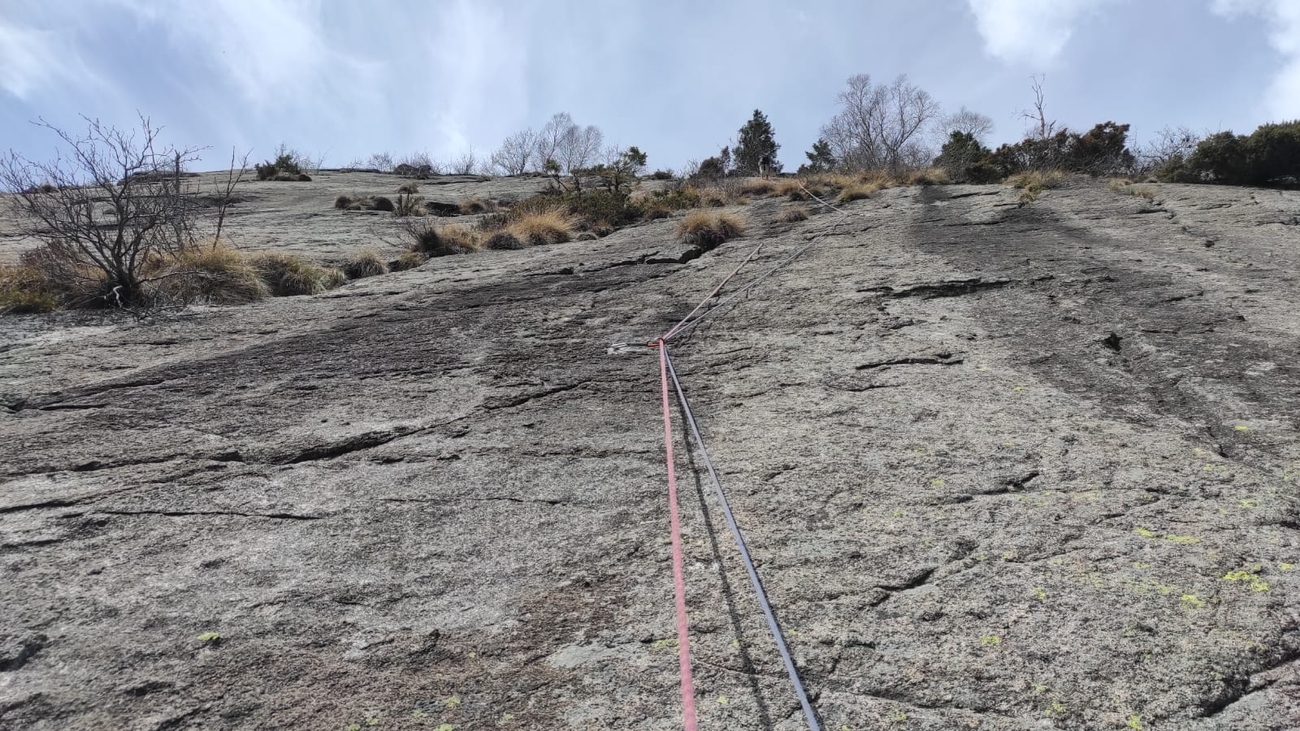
top-left (778, 207), bottom-right (810, 223)
top-left (410, 222), bottom-right (480, 257)
top-left (837, 180), bottom-right (883, 203)
top-left (389, 251), bottom-right (427, 271)
top-left (483, 231), bottom-right (527, 250)
top-left (505, 208), bottom-right (577, 246)
top-left (153, 244), bottom-right (271, 304)
top-left (678, 211), bottom-right (746, 250)
top-left (397, 181), bottom-right (420, 194)
top-left (737, 178), bottom-right (777, 197)
top-left (906, 168), bottom-right (951, 186)
top-left (0, 262), bottom-right (58, 313)
top-left (250, 253), bottom-right (344, 296)
top-left (459, 197), bottom-right (497, 214)
top-left (1007, 169), bottom-right (1066, 206)
top-left (773, 179), bottom-right (811, 201)
top-left (1006, 170), bottom-right (1066, 191)
top-left (343, 250), bottom-right (388, 279)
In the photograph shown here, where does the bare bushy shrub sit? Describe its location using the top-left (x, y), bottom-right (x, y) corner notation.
top-left (0, 115), bottom-right (249, 308)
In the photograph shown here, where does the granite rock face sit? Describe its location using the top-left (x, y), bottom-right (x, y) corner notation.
top-left (2, 179), bottom-right (1299, 729)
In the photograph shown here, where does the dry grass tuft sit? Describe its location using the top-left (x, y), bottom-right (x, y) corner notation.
top-left (153, 245), bottom-right (270, 304)
top-left (397, 181), bottom-right (420, 194)
top-left (410, 222), bottom-right (480, 257)
top-left (483, 231), bottom-right (527, 250)
top-left (1007, 169), bottom-right (1066, 206)
top-left (459, 197), bottom-right (497, 214)
top-left (774, 179), bottom-right (811, 201)
top-left (906, 168), bottom-right (951, 186)
top-left (334, 193), bottom-right (356, 210)
top-left (343, 250), bottom-right (389, 279)
top-left (389, 251), bottom-right (427, 271)
top-left (837, 180), bottom-right (883, 203)
top-left (250, 253), bottom-right (344, 296)
top-left (0, 262), bottom-right (59, 313)
top-left (1006, 170), bottom-right (1066, 191)
top-left (737, 178), bottom-right (777, 197)
top-left (678, 211), bottom-right (746, 250)
top-left (778, 207), bottom-right (810, 223)
top-left (505, 208), bottom-right (577, 246)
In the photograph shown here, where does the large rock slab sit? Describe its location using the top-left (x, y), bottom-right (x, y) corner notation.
top-left (2, 180), bottom-right (1299, 729)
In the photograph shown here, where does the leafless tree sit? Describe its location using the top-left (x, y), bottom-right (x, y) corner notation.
top-left (820, 74), bottom-right (942, 173)
top-left (490, 129), bottom-right (539, 175)
top-left (940, 106), bottom-right (995, 142)
top-left (449, 148), bottom-right (479, 175)
top-left (0, 115), bottom-right (242, 307)
top-left (1020, 74), bottom-right (1058, 140)
top-left (534, 112), bottom-right (575, 171)
top-left (1134, 126), bottom-right (1203, 178)
top-left (211, 147), bottom-right (251, 247)
top-left (558, 124), bottom-right (604, 174)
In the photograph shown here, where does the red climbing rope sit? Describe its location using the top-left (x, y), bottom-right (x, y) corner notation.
top-left (656, 338), bottom-right (699, 731)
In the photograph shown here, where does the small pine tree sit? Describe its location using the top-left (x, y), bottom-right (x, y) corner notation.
top-left (733, 110), bottom-right (782, 177)
top-left (799, 138), bottom-right (836, 174)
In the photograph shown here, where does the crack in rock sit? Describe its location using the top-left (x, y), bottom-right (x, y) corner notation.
top-left (857, 353), bottom-right (963, 371)
top-left (93, 509), bottom-right (323, 521)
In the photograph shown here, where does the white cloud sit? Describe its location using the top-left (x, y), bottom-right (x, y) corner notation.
top-left (966, 0), bottom-right (1118, 66)
top-left (425, 0), bottom-right (533, 154)
top-left (1212, 0), bottom-right (1300, 119)
top-left (0, 18), bottom-right (100, 100)
top-left (109, 0), bottom-right (385, 113)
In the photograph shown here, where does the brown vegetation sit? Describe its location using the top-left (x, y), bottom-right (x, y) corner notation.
top-left (343, 250), bottom-right (389, 279)
top-left (678, 211), bottom-right (746, 249)
top-left (249, 254), bottom-right (345, 296)
top-left (778, 207), bottom-right (810, 223)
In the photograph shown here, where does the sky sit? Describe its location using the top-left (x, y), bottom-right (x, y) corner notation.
top-left (1, 0), bottom-right (1297, 173)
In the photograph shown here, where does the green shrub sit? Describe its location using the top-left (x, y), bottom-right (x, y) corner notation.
top-left (255, 153), bottom-right (304, 181)
top-left (989, 122), bottom-right (1135, 177)
top-left (1184, 122), bottom-right (1300, 186)
top-left (371, 196), bottom-right (395, 213)
top-left (935, 132), bottom-right (1000, 183)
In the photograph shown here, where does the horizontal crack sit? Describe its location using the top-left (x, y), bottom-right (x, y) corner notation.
top-left (857, 353), bottom-right (963, 370)
top-left (93, 509), bottom-right (323, 521)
